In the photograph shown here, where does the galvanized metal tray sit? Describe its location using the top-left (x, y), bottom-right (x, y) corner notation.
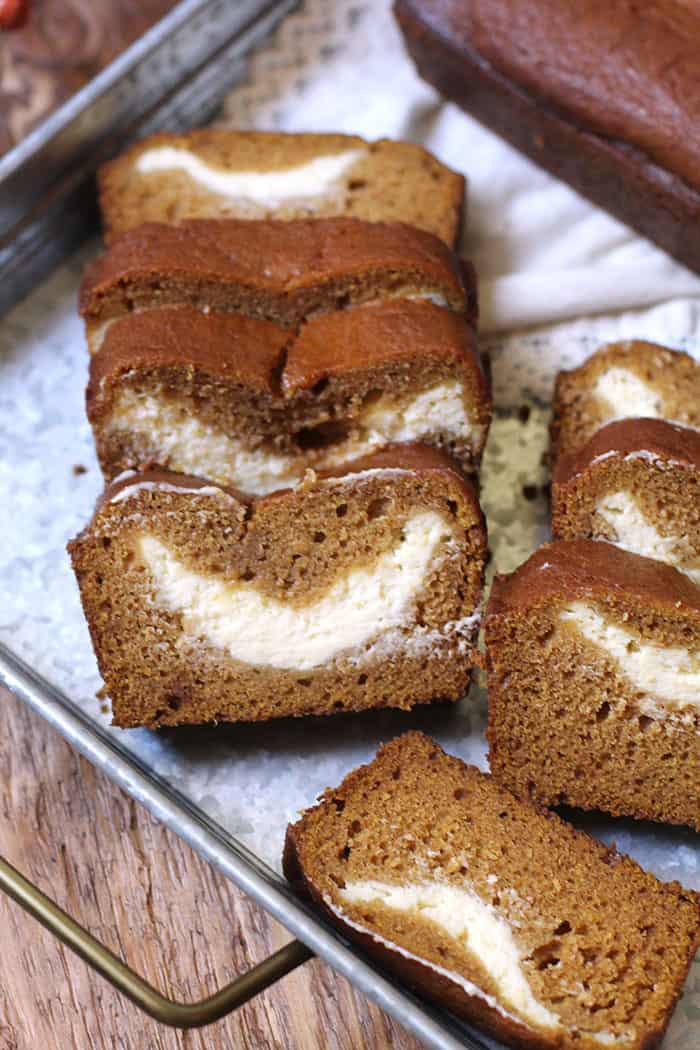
top-left (0, 0), bottom-right (297, 316)
top-left (0, 1), bottom-right (697, 1047)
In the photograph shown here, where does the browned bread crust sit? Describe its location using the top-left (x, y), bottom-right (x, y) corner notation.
top-left (284, 732), bottom-right (700, 1050)
top-left (550, 341), bottom-right (700, 460)
top-left (486, 540), bottom-right (700, 829)
top-left (86, 301), bottom-right (491, 487)
top-left (395, 0), bottom-right (700, 275)
top-left (551, 419), bottom-right (700, 577)
top-left (98, 130), bottom-right (465, 246)
top-left (69, 447), bottom-right (487, 727)
top-left (486, 539), bottom-right (700, 621)
top-left (553, 418), bottom-right (700, 488)
top-left (79, 217), bottom-right (471, 329)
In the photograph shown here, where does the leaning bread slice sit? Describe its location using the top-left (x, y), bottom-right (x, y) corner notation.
top-left (79, 217), bottom-right (472, 352)
top-left (284, 732), bottom-right (699, 1050)
top-left (486, 539), bottom-right (700, 830)
top-left (551, 340), bottom-right (700, 460)
top-left (552, 418), bottom-right (700, 583)
top-left (97, 129), bottom-right (465, 245)
top-left (87, 300), bottom-right (491, 492)
top-left (68, 446), bottom-right (486, 728)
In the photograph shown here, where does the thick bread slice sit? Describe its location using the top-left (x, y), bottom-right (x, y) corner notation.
top-left (550, 341), bottom-right (700, 461)
top-left (284, 731), bottom-right (700, 1050)
top-left (551, 418), bottom-right (700, 583)
top-left (86, 300), bottom-right (491, 491)
top-left (68, 446), bottom-right (486, 727)
top-left (97, 129), bottom-right (465, 246)
top-left (79, 217), bottom-right (472, 344)
top-left (486, 539), bottom-right (700, 830)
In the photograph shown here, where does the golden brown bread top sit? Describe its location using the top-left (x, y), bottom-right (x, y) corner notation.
top-left (409, 0), bottom-right (700, 193)
top-left (87, 299), bottom-right (486, 415)
top-left (553, 418), bottom-right (700, 487)
top-left (87, 306), bottom-right (290, 402)
top-left (99, 442), bottom-right (481, 520)
top-left (282, 299), bottom-right (485, 395)
top-left (487, 539), bottom-right (700, 619)
top-left (79, 217), bottom-right (469, 320)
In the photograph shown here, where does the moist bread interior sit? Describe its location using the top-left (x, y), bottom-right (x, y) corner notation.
top-left (69, 449), bottom-right (486, 727)
top-left (486, 541), bottom-right (700, 830)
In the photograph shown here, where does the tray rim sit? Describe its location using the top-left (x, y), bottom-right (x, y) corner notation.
top-left (0, 0), bottom-right (490, 1041)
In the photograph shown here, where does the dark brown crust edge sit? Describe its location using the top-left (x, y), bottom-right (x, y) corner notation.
top-left (552, 418), bottom-right (700, 487)
top-left (394, 0), bottom-right (700, 276)
top-left (486, 539), bottom-right (700, 620)
top-left (96, 441), bottom-right (483, 518)
top-left (78, 217), bottom-right (472, 320)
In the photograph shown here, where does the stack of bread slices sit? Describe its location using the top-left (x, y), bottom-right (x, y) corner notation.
top-left (66, 130), bottom-right (700, 1050)
top-left (486, 340), bottom-right (700, 832)
top-left (69, 129), bottom-right (492, 728)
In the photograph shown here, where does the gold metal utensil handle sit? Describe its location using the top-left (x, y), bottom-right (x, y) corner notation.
top-left (0, 853), bottom-right (313, 1028)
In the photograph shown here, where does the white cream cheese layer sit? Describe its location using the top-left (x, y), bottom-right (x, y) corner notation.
top-left (110, 389), bottom-right (300, 493)
top-left (360, 379), bottom-right (476, 445)
top-left (593, 367), bottom-right (663, 422)
top-left (107, 380), bottom-right (474, 495)
top-left (328, 893), bottom-right (628, 1047)
top-left (138, 511), bottom-right (451, 671)
top-left (134, 146), bottom-right (365, 203)
top-left (560, 602), bottom-right (700, 712)
top-left (596, 491), bottom-right (700, 585)
top-left (339, 880), bottom-right (558, 1030)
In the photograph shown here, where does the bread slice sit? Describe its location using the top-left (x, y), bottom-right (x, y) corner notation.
top-left (551, 341), bottom-right (700, 460)
top-left (552, 418), bottom-right (700, 583)
top-left (485, 539), bottom-right (700, 830)
top-left (284, 731), bottom-right (700, 1050)
top-left (79, 217), bottom-right (473, 353)
top-left (97, 130), bottom-right (464, 245)
top-left (68, 446), bottom-right (486, 727)
top-left (87, 300), bottom-right (491, 492)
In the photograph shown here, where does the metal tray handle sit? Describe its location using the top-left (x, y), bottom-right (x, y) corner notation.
top-left (0, 853), bottom-right (313, 1028)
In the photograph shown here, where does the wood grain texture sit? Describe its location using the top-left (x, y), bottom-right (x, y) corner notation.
top-left (0, 0), bottom-right (177, 155)
top-left (0, 685), bottom-right (424, 1050)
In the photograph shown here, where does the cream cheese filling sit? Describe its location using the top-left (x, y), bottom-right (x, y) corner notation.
top-left (336, 881), bottom-right (632, 1045)
top-left (340, 880), bottom-right (559, 1030)
top-left (593, 367), bottom-right (663, 422)
top-left (138, 511), bottom-right (451, 671)
top-left (560, 601), bottom-right (700, 713)
top-left (596, 490), bottom-right (700, 585)
top-left (134, 146), bottom-right (366, 202)
top-left (106, 380), bottom-right (475, 495)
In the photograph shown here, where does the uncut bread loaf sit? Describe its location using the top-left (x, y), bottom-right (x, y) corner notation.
top-left (284, 732), bottom-right (700, 1050)
top-left (551, 341), bottom-right (700, 460)
top-left (395, 0), bottom-right (700, 275)
top-left (87, 300), bottom-right (491, 493)
top-left (68, 446), bottom-right (487, 728)
top-left (98, 130), bottom-right (465, 245)
top-left (485, 539), bottom-right (700, 831)
top-left (79, 217), bottom-right (473, 353)
top-left (552, 418), bottom-right (700, 583)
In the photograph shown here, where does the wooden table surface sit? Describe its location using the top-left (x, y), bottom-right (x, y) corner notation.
top-left (0, 686), bottom-right (424, 1050)
top-left (0, 0), bottom-right (177, 155)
